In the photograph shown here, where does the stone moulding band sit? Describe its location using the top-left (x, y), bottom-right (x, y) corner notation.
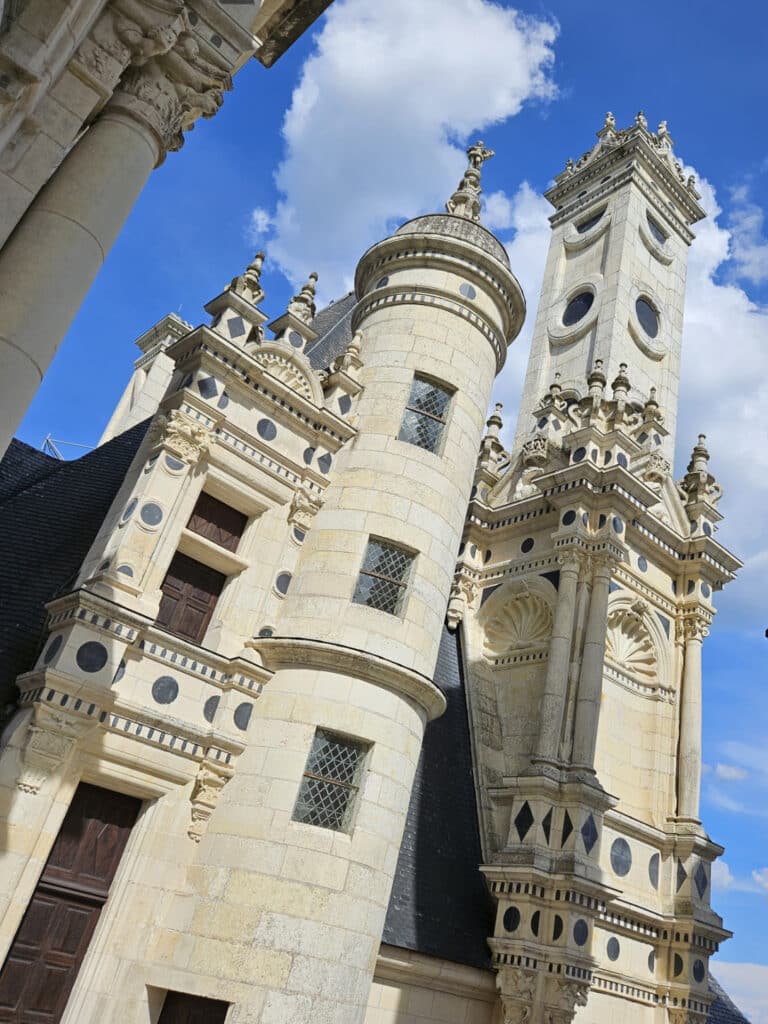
top-left (251, 636), bottom-right (447, 721)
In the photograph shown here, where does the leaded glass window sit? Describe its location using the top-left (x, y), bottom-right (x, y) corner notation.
top-left (353, 538), bottom-right (414, 615)
top-left (292, 730), bottom-right (368, 831)
top-left (398, 375), bottom-right (453, 452)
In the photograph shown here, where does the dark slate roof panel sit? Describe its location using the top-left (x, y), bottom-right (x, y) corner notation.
top-left (306, 291), bottom-right (357, 370)
top-left (382, 624), bottom-right (494, 969)
top-left (0, 421), bottom-right (148, 706)
top-left (708, 976), bottom-right (752, 1024)
top-left (0, 440), bottom-right (60, 505)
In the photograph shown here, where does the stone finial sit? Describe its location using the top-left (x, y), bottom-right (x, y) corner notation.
top-left (287, 271), bottom-right (318, 325)
top-left (612, 362), bottom-right (630, 396)
top-left (688, 433), bottom-right (710, 474)
top-left (564, 157), bottom-right (575, 174)
top-left (643, 387), bottom-right (661, 420)
top-left (548, 371), bottom-right (562, 401)
top-left (603, 111), bottom-right (616, 133)
top-left (635, 110), bottom-right (648, 130)
top-left (486, 402), bottom-right (503, 436)
top-left (445, 140), bottom-right (494, 223)
top-left (229, 251), bottom-right (265, 306)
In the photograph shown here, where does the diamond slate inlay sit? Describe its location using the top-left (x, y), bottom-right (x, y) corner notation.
top-left (561, 809), bottom-right (573, 847)
top-left (581, 813), bottom-right (599, 854)
top-left (541, 808), bottom-right (552, 845)
top-left (227, 316), bottom-right (246, 338)
top-left (677, 858), bottom-right (688, 892)
top-left (694, 860), bottom-right (708, 898)
top-left (514, 801), bottom-right (534, 842)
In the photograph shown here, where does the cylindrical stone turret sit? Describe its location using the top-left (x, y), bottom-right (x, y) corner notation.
top-left (210, 152), bottom-right (525, 1024)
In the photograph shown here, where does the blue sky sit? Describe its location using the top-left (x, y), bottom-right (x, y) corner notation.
top-left (16, 1), bottom-right (768, 1015)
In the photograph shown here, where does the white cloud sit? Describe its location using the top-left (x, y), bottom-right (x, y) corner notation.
top-left (715, 763), bottom-right (749, 782)
top-left (728, 183), bottom-right (768, 285)
top-left (713, 962), bottom-right (768, 1024)
top-left (264, 0), bottom-right (558, 295)
top-left (247, 206), bottom-right (273, 242)
top-left (753, 868), bottom-right (768, 892)
top-left (712, 859), bottom-right (761, 893)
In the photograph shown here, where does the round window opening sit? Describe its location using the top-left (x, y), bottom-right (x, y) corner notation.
top-left (635, 297), bottom-right (659, 338)
top-left (646, 213), bottom-right (667, 246)
top-left (563, 291), bottom-right (594, 327)
top-left (576, 210), bottom-right (603, 234)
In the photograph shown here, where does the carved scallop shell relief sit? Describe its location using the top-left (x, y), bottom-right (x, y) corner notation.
top-left (484, 594), bottom-right (552, 658)
top-left (605, 608), bottom-right (657, 679)
top-left (253, 351), bottom-right (315, 402)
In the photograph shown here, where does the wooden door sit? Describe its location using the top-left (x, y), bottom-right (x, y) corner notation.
top-left (187, 493), bottom-right (247, 553)
top-left (0, 783), bottom-right (141, 1023)
top-left (156, 552), bottom-right (226, 645)
top-left (158, 991), bottom-right (229, 1023)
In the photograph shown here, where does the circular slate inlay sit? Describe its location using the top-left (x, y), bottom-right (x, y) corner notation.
top-left (140, 502), bottom-right (163, 527)
top-left (552, 915), bottom-right (563, 941)
top-left (317, 453), bottom-right (332, 474)
top-left (257, 418), bottom-right (277, 441)
top-left (122, 497), bottom-right (138, 522)
top-left (563, 291), bottom-right (594, 327)
top-left (76, 641), bottom-right (108, 674)
top-left (701, 582), bottom-right (711, 598)
top-left (607, 937), bottom-right (620, 962)
top-left (610, 837), bottom-right (632, 877)
top-left (459, 282), bottom-right (476, 300)
top-left (582, 512), bottom-right (589, 526)
top-left (636, 296), bottom-right (660, 338)
top-left (604, 450), bottom-right (612, 465)
top-left (289, 330), bottom-right (304, 348)
top-left (303, 447), bottom-right (315, 465)
top-left (43, 634), bottom-right (63, 664)
top-left (637, 555), bottom-right (648, 573)
top-left (648, 852), bottom-right (660, 889)
top-left (673, 954), bottom-right (684, 978)
top-left (152, 676), bottom-right (179, 705)
top-left (234, 702), bottom-right (253, 731)
top-left (375, 275), bottom-right (389, 288)
top-left (562, 510), bottom-right (577, 527)
top-left (258, 627), bottom-right (274, 638)
top-left (573, 446), bottom-right (587, 463)
top-left (117, 564), bottom-right (134, 577)
top-left (531, 910), bottom-right (540, 936)
top-left (612, 516), bottom-right (624, 534)
top-left (165, 454), bottom-right (185, 471)
top-left (113, 659), bottom-right (126, 684)
top-left (521, 538), bottom-right (535, 554)
top-left (203, 694), bottom-right (220, 723)
top-left (648, 950), bottom-right (656, 973)
top-left (293, 526), bottom-right (306, 543)
top-left (573, 919), bottom-right (589, 946)
top-left (217, 391), bottom-right (230, 410)
top-left (693, 959), bottom-right (706, 984)
top-left (703, 521), bottom-right (712, 536)
top-left (617, 452), bottom-right (629, 468)
top-left (503, 906), bottom-right (520, 933)
top-left (275, 572), bottom-right (292, 596)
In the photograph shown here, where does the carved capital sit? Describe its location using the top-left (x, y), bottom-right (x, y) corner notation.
top-left (17, 703), bottom-right (94, 795)
top-left (497, 967), bottom-right (538, 1024)
top-left (188, 758), bottom-right (232, 842)
top-left (446, 571), bottom-right (479, 631)
top-left (522, 434), bottom-right (549, 468)
top-left (545, 977), bottom-right (590, 1024)
top-left (288, 483), bottom-right (324, 532)
top-left (148, 409), bottom-right (212, 464)
top-left (677, 614), bottom-right (710, 644)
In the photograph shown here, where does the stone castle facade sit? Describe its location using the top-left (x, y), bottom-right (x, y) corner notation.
top-left (0, 114), bottom-right (749, 1024)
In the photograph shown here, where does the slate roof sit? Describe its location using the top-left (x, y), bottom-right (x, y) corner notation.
top-left (708, 977), bottom-right (752, 1024)
top-left (383, 625), bottom-right (494, 969)
top-left (0, 422), bottom-right (148, 707)
top-left (305, 290), bottom-right (357, 370)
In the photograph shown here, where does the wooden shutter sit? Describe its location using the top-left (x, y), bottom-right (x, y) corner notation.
top-left (0, 784), bottom-right (141, 1023)
top-left (187, 493), bottom-right (247, 552)
top-left (158, 991), bottom-right (230, 1023)
top-left (156, 552), bottom-right (226, 645)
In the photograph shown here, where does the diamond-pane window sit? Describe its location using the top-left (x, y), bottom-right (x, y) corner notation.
top-left (353, 538), bottom-right (415, 615)
top-left (398, 375), bottom-right (453, 452)
top-left (292, 730), bottom-right (368, 831)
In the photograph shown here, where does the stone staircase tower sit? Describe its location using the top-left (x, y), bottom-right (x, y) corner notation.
top-left (454, 114), bottom-right (741, 1024)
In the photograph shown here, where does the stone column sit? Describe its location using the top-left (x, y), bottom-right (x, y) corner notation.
top-left (534, 552), bottom-right (581, 763)
top-left (677, 615), bottom-right (708, 819)
top-left (0, 38), bottom-right (230, 456)
top-left (571, 555), bottom-right (614, 769)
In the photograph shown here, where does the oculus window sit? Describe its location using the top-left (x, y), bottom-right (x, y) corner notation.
top-left (398, 374), bottom-right (453, 452)
top-left (635, 296), bottom-right (659, 338)
top-left (563, 291), bottom-right (594, 326)
top-left (353, 538), bottom-right (415, 615)
top-left (292, 730), bottom-right (368, 832)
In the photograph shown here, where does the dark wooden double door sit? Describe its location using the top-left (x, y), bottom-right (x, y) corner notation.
top-left (0, 783), bottom-right (141, 1022)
